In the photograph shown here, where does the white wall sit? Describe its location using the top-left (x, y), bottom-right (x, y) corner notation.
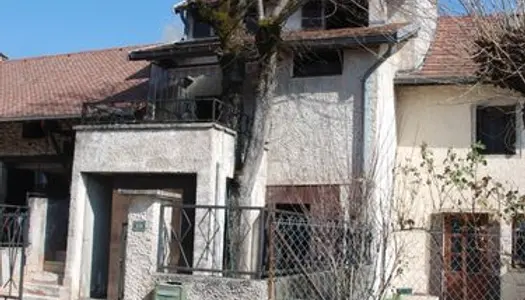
top-left (63, 124), bottom-right (236, 300)
top-left (388, 0), bottom-right (438, 71)
top-left (285, 10), bottom-right (302, 31)
top-left (268, 49), bottom-right (378, 185)
top-left (395, 84), bottom-right (525, 299)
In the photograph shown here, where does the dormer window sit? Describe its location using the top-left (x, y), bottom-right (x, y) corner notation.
top-left (193, 20), bottom-right (214, 38)
top-left (301, 0), bottom-right (368, 30)
top-left (189, 8), bottom-right (215, 39)
top-left (302, 0), bottom-right (324, 29)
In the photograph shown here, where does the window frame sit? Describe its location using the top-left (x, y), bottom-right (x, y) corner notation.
top-left (475, 104), bottom-right (517, 155)
top-left (189, 10), bottom-right (215, 39)
top-left (292, 49), bottom-right (343, 78)
top-left (301, 0), bottom-right (326, 29)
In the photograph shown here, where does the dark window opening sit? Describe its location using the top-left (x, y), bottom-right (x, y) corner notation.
top-left (302, 0), bottom-right (324, 29)
top-left (513, 215), bottom-right (525, 267)
top-left (193, 21), bottom-right (213, 38)
top-left (476, 105), bottom-right (516, 155)
top-left (190, 10), bottom-right (214, 38)
top-left (244, 6), bottom-right (259, 33)
top-left (326, 0), bottom-right (368, 29)
top-left (301, 0), bottom-right (368, 30)
top-left (293, 49), bottom-right (343, 77)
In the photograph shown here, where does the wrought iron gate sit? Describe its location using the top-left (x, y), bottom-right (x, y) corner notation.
top-left (0, 204), bottom-right (29, 300)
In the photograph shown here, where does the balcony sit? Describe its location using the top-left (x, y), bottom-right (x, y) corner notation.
top-left (81, 98), bottom-right (249, 132)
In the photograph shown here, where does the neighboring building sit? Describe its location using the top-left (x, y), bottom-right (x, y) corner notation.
top-left (395, 16), bottom-right (525, 300)
top-left (3, 2), bottom-right (523, 300)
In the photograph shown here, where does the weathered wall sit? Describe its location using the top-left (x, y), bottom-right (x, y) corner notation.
top-left (395, 84), bottom-right (525, 299)
top-left (120, 190), bottom-right (181, 300)
top-left (268, 49), bottom-right (378, 185)
top-left (284, 10), bottom-right (301, 31)
top-left (388, 0), bottom-right (438, 71)
top-left (64, 124), bottom-right (236, 300)
top-left (153, 274), bottom-right (268, 300)
top-left (0, 122), bottom-right (57, 156)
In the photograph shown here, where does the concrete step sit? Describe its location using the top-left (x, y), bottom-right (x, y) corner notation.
top-left (24, 282), bottom-right (61, 298)
top-left (23, 294), bottom-right (59, 300)
top-left (28, 271), bottom-right (63, 285)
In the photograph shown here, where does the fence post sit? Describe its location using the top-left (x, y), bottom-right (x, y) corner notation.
top-left (268, 212), bottom-right (275, 300)
top-left (19, 208), bottom-right (29, 300)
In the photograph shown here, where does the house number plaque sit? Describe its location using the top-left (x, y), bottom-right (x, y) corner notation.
top-left (132, 221), bottom-right (146, 232)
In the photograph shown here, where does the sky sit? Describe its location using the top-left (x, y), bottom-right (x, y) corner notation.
top-left (0, 0), bottom-right (184, 59)
top-left (0, 0), bottom-right (510, 60)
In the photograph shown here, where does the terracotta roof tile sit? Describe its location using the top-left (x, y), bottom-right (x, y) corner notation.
top-left (403, 16), bottom-right (479, 80)
top-left (0, 46), bottom-right (150, 120)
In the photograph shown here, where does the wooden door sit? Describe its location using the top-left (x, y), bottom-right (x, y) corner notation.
top-left (443, 213), bottom-right (498, 300)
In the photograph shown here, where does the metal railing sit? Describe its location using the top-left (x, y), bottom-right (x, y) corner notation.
top-left (0, 204), bottom-right (29, 300)
top-left (81, 98), bottom-right (251, 132)
top-left (156, 203), bottom-right (370, 281)
top-left (157, 204), bottom-right (269, 278)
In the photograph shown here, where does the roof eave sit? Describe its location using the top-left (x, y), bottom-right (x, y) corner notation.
top-left (129, 23), bottom-right (419, 62)
top-left (0, 114), bottom-right (81, 123)
top-left (394, 75), bottom-right (479, 85)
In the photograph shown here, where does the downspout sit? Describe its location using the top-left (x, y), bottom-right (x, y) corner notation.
top-left (359, 43), bottom-right (397, 298)
top-left (360, 43), bottom-right (397, 176)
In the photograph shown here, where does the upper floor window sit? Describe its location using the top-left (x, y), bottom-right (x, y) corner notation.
top-left (475, 105), bottom-right (516, 155)
top-left (301, 0), bottom-right (368, 30)
top-left (189, 9), bottom-right (215, 39)
top-left (192, 19), bottom-right (214, 38)
top-left (293, 49), bottom-right (343, 77)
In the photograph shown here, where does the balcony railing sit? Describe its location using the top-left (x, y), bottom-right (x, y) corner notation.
top-left (81, 98), bottom-right (250, 131)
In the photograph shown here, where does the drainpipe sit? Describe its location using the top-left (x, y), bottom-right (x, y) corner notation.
top-left (360, 43), bottom-right (397, 177)
top-left (359, 43), bottom-right (397, 299)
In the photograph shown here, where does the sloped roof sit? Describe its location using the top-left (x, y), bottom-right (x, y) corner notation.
top-left (0, 46), bottom-right (150, 120)
top-left (397, 16), bottom-right (479, 83)
top-left (129, 22), bottom-right (417, 61)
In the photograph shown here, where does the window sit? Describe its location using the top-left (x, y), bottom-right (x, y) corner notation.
top-left (190, 10), bottom-right (214, 39)
top-left (192, 20), bottom-right (214, 38)
top-left (301, 0), bottom-right (368, 30)
top-left (513, 215), bottom-right (525, 267)
top-left (476, 105), bottom-right (516, 155)
top-left (293, 49), bottom-right (343, 77)
top-left (302, 0), bottom-right (324, 29)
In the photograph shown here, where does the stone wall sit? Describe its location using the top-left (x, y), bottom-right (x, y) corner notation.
top-left (0, 121), bottom-right (71, 157)
top-left (153, 274), bottom-right (268, 300)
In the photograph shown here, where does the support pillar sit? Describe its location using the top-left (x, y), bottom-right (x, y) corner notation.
top-left (119, 189), bottom-right (181, 300)
top-left (26, 195), bottom-right (48, 275)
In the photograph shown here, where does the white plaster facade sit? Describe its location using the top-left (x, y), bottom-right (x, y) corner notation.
top-left (63, 123), bottom-right (236, 300)
top-left (48, 0), bottom-right (443, 299)
top-left (394, 84), bottom-right (525, 300)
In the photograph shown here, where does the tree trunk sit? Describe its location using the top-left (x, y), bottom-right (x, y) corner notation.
top-left (228, 45), bottom-right (278, 275)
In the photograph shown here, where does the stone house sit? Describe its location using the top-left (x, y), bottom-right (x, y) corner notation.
top-left (3, 1), bottom-right (523, 300)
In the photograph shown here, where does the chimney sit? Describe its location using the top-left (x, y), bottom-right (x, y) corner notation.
top-left (0, 53), bottom-right (7, 62)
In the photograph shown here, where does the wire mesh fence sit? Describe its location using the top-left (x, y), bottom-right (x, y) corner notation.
top-left (268, 212), bottom-right (525, 300)
top-left (157, 204), bottom-right (525, 300)
top-left (268, 213), bottom-right (374, 300)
